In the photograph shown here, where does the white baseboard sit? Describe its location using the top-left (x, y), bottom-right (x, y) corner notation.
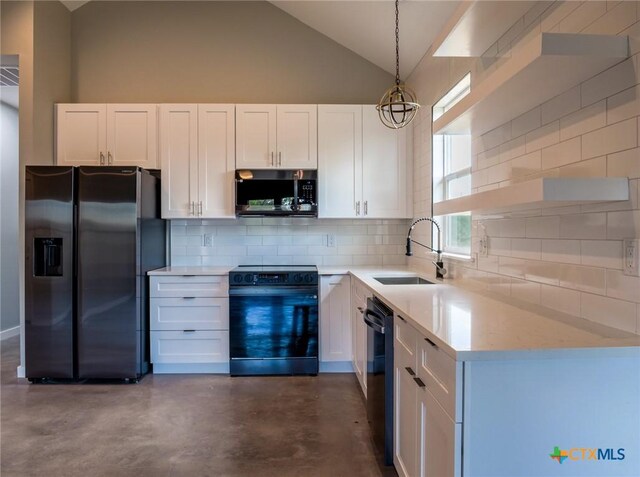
top-left (319, 361), bottom-right (354, 373)
top-left (0, 325), bottom-right (20, 341)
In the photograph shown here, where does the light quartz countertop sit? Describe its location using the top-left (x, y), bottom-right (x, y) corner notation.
top-left (147, 266), bottom-right (233, 276)
top-left (346, 268), bottom-right (640, 361)
top-left (148, 265), bottom-right (640, 361)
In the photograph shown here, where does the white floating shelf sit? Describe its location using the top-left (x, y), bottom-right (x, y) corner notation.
top-left (433, 32), bottom-right (629, 136)
top-left (432, 1), bottom-right (537, 57)
top-left (433, 177), bottom-right (630, 216)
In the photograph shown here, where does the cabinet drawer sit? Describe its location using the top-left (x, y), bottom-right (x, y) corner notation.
top-left (417, 335), bottom-right (461, 421)
top-left (150, 275), bottom-right (228, 298)
top-left (395, 315), bottom-right (416, 359)
top-left (151, 330), bottom-right (229, 364)
top-left (150, 297), bottom-right (229, 331)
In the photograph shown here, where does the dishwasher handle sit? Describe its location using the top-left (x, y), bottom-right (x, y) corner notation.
top-left (364, 310), bottom-right (385, 334)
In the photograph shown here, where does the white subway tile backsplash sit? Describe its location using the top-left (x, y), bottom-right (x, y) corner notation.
top-left (512, 108), bottom-right (541, 138)
top-left (559, 100), bottom-right (606, 141)
top-left (580, 293), bottom-right (637, 333)
top-left (511, 238), bottom-right (542, 260)
top-left (247, 245), bottom-right (278, 256)
top-left (607, 85), bottom-right (640, 125)
top-left (541, 239), bottom-right (581, 264)
top-left (511, 151), bottom-right (542, 178)
top-left (525, 121), bottom-right (560, 153)
top-left (526, 216), bottom-right (560, 238)
top-left (581, 240), bottom-right (623, 269)
top-left (582, 118), bottom-right (637, 159)
top-left (262, 235), bottom-right (292, 246)
top-left (581, 55), bottom-right (639, 107)
top-left (606, 269), bottom-right (640, 303)
top-left (558, 155), bottom-right (607, 178)
top-left (541, 137), bottom-right (582, 169)
top-left (500, 218), bottom-right (526, 237)
top-left (489, 237), bottom-right (512, 256)
top-left (607, 210), bottom-right (640, 239)
top-left (583, 0), bottom-right (637, 35)
top-left (541, 86), bottom-right (581, 125)
top-left (607, 148), bottom-right (640, 179)
top-left (559, 264), bottom-right (606, 295)
top-left (559, 213), bottom-right (607, 239)
top-left (557, 1), bottom-right (607, 34)
top-left (540, 284), bottom-right (581, 316)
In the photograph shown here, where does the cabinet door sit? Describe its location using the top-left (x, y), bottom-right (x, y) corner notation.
top-left (151, 330), bottom-right (229, 364)
top-left (318, 105), bottom-right (362, 218)
top-left (159, 104), bottom-right (198, 218)
top-left (55, 104), bottom-right (106, 166)
top-left (419, 387), bottom-right (462, 477)
top-left (236, 104), bottom-right (277, 169)
top-left (198, 104), bottom-right (236, 218)
top-left (351, 283), bottom-right (364, 384)
top-left (106, 104), bottom-right (157, 168)
top-left (355, 309), bottom-right (367, 396)
top-left (395, 355), bottom-right (419, 477)
top-left (277, 105), bottom-right (317, 169)
top-left (320, 275), bottom-right (352, 363)
top-left (362, 105), bottom-right (409, 218)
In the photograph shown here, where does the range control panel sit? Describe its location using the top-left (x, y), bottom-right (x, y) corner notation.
top-left (229, 266), bottom-right (318, 286)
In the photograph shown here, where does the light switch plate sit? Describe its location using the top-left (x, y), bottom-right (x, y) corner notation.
top-left (326, 234), bottom-right (336, 248)
top-left (622, 238), bottom-right (640, 277)
top-left (204, 234), bottom-right (214, 247)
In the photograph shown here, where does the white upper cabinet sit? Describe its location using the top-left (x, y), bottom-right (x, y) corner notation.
top-left (56, 104), bottom-right (107, 166)
top-left (159, 104), bottom-right (198, 219)
top-left (106, 104), bottom-right (158, 169)
top-left (159, 104), bottom-right (236, 219)
top-left (198, 105), bottom-right (236, 218)
top-left (318, 105), bottom-right (363, 218)
top-left (318, 105), bottom-right (411, 219)
top-left (236, 104), bottom-right (318, 169)
top-left (56, 104), bottom-right (158, 168)
top-left (362, 105), bottom-right (409, 218)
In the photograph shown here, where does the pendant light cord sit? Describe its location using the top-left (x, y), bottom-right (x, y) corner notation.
top-left (395, 0), bottom-right (400, 85)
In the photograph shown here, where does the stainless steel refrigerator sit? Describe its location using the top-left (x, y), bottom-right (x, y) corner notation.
top-left (25, 166), bottom-right (166, 381)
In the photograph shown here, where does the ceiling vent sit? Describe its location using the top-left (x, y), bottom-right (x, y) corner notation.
top-left (0, 67), bottom-right (19, 86)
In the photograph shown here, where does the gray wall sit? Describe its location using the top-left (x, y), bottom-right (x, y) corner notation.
top-left (70, 1), bottom-right (394, 103)
top-left (0, 98), bottom-right (20, 333)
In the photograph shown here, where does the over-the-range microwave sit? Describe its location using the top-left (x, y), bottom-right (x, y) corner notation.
top-left (235, 169), bottom-right (318, 217)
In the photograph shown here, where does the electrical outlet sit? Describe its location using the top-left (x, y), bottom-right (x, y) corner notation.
top-left (623, 238), bottom-right (640, 277)
top-left (204, 234), bottom-right (214, 247)
top-left (479, 236), bottom-right (489, 258)
top-left (327, 234), bottom-right (336, 248)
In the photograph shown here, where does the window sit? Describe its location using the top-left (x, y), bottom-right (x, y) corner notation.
top-left (433, 74), bottom-right (472, 256)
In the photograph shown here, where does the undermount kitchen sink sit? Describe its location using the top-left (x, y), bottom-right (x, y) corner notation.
top-left (373, 276), bottom-right (434, 285)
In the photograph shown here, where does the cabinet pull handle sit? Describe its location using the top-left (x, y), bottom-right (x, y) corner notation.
top-left (108, 151), bottom-right (113, 165)
top-left (355, 201), bottom-right (360, 216)
top-left (199, 201), bottom-right (203, 216)
top-left (357, 306), bottom-right (364, 314)
top-left (398, 315), bottom-right (406, 322)
top-left (405, 366), bottom-right (415, 376)
top-left (99, 152), bottom-right (105, 165)
top-left (182, 297), bottom-right (196, 299)
top-left (278, 151), bottom-right (282, 166)
top-left (271, 152), bottom-right (274, 166)
top-left (190, 201), bottom-right (194, 215)
top-left (425, 337), bottom-right (438, 349)
top-left (364, 200), bottom-right (368, 216)
top-left (414, 377), bottom-right (426, 388)
top-left (183, 329), bottom-right (196, 333)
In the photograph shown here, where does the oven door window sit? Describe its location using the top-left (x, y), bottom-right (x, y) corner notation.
top-left (230, 291), bottom-right (318, 359)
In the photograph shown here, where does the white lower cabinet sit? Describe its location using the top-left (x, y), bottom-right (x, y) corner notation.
top-left (394, 313), bottom-right (462, 477)
top-left (149, 275), bottom-right (229, 373)
top-left (351, 279), bottom-right (370, 397)
top-left (319, 275), bottom-right (352, 372)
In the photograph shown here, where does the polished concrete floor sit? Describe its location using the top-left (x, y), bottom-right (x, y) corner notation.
top-left (1, 336), bottom-right (397, 477)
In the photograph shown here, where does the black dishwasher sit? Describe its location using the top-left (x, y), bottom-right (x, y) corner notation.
top-left (365, 296), bottom-right (394, 466)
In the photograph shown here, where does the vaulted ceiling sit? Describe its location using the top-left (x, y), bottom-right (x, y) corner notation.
top-left (60, 1), bottom-right (459, 79)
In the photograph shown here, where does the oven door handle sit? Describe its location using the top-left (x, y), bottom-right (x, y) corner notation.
top-left (229, 286), bottom-right (318, 297)
top-left (363, 312), bottom-right (385, 334)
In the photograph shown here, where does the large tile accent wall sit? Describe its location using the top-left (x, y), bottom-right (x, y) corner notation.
top-left (408, 1), bottom-right (640, 334)
top-left (170, 218), bottom-right (410, 267)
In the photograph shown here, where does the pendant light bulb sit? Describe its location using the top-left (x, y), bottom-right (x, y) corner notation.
top-left (376, 0), bottom-right (420, 129)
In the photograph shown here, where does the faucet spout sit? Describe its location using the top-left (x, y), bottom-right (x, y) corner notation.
top-left (406, 217), bottom-right (446, 279)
